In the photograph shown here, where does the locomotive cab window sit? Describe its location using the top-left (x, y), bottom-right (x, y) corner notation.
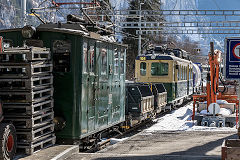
top-left (83, 42), bottom-right (88, 73)
top-left (101, 48), bottom-right (107, 75)
top-left (151, 62), bottom-right (168, 76)
top-left (89, 45), bottom-right (95, 73)
top-left (53, 40), bottom-right (71, 72)
top-left (177, 66), bottom-right (180, 80)
top-left (120, 49), bottom-right (125, 74)
top-left (114, 48), bottom-right (119, 75)
top-left (140, 62), bottom-right (146, 76)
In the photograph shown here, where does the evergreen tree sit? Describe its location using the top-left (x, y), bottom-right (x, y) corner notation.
top-left (123, 0), bottom-right (164, 80)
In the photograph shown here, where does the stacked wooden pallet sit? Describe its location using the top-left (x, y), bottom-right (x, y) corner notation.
top-left (0, 47), bottom-right (55, 155)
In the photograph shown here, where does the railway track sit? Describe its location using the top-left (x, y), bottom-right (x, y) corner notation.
top-left (84, 100), bottom-right (193, 153)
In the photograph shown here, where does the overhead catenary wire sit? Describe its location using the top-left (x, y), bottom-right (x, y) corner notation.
top-left (212, 0), bottom-right (221, 10)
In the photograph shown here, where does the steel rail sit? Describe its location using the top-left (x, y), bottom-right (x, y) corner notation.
top-left (84, 100), bottom-right (192, 153)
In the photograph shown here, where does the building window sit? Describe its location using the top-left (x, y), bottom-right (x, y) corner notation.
top-left (151, 62), bottom-right (168, 76)
top-left (140, 62), bottom-right (146, 76)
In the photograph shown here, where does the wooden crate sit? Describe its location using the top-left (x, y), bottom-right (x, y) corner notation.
top-left (17, 134), bottom-right (56, 155)
top-left (0, 87), bottom-right (53, 103)
top-left (4, 111), bottom-right (54, 129)
top-left (0, 75), bottom-right (53, 91)
top-left (0, 47), bottom-right (51, 62)
top-left (0, 62), bottom-right (52, 78)
top-left (3, 99), bottom-right (53, 116)
top-left (222, 139), bottom-right (240, 160)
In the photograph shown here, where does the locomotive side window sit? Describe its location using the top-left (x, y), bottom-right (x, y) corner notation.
top-left (83, 42), bottom-right (88, 73)
top-left (179, 66), bottom-right (182, 80)
top-left (162, 63), bottom-right (168, 75)
top-left (191, 68), bottom-right (193, 79)
top-left (114, 48), bottom-right (119, 75)
top-left (184, 67), bottom-right (186, 80)
top-left (101, 48), bottom-right (107, 75)
top-left (189, 68), bottom-right (191, 79)
top-left (185, 67), bottom-right (187, 80)
top-left (89, 45), bottom-right (95, 73)
top-left (151, 63), bottom-right (168, 76)
top-left (177, 66), bottom-right (180, 80)
top-left (52, 40), bottom-right (71, 72)
top-left (140, 62), bottom-right (146, 76)
top-left (190, 68), bottom-right (192, 79)
top-left (181, 66), bottom-right (183, 80)
top-left (120, 49), bottom-right (125, 74)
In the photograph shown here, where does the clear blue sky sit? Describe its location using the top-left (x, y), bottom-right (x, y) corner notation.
top-left (198, 0), bottom-right (240, 10)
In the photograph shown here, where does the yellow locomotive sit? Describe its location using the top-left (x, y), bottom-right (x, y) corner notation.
top-left (135, 46), bottom-right (193, 109)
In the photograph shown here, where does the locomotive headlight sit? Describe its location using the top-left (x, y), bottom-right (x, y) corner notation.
top-left (22, 25), bottom-right (36, 39)
top-left (53, 117), bottom-right (66, 131)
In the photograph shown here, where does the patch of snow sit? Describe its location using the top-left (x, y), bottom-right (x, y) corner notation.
top-left (145, 103), bottom-right (237, 132)
top-left (200, 110), bottom-right (209, 115)
top-left (201, 100), bottom-right (228, 104)
top-left (219, 108), bottom-right (232, 116)
top-left (217, 100), bottom-right (228, 104)
top-left (110, 137), bottom-right (128, 145)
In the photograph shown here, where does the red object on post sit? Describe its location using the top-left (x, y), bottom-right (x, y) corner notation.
top-left (192, 43), bottom-right (239, 127)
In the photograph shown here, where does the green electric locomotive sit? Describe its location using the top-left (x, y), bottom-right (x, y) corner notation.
top-left (0, 21), bottom-right (127, 145)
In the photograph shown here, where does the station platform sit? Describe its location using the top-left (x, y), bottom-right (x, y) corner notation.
top-left (16, 145), bottom-right (79, 160)
top-left (66, 131), bottom-right (237, 160)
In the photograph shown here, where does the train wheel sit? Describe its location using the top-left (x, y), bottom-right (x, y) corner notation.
top-left (0, 123), bottom-right (16, 160)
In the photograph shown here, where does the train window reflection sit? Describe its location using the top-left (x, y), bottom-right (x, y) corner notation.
top-left (120, 49), bottom-right (125, 74)
top-left (114, 49), bottom-right (119, 75)
top-left (101, 48), bottom-right (107, 75)
top-left (151, 63), bottom-right (168, 76)
top-left (89, 46), bottom-right (95, 73)
top-left (140, 62), bottom-right (146, 76)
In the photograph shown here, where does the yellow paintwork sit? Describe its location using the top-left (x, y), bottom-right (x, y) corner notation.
top-left (135, 58), bottom-right (193, 83)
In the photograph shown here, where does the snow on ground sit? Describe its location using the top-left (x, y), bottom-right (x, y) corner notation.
top-left (145, 103), bottom-right (237, 133)
top-left (110, 137), bottom-right (129, 145)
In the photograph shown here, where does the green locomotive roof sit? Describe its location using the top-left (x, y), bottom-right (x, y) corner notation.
top-left (0, 23), bottom-right (127, 47)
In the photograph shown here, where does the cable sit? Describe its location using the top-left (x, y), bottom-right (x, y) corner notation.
top-left (212, 0), bottom-right (221, 10)
top-left (173, 0), bottom-right (178, 10)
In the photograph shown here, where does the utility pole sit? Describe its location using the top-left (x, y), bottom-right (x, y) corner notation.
top-left (138, 2), bottom-right (144, 55)
top-left (22, 0), bottom-right (27, 26)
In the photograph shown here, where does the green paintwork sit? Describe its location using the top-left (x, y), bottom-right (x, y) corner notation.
top-left (0, 26), bottom-right (126, 142)
top-left (163, 80), bottom-right (192, 103)
top-left (162, 83), bottom-right (175, 102)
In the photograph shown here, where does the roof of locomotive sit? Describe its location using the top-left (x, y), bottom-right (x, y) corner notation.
top-left (0, 23), bottom-right (127, 47)
top-left (136, 54), bottom-right (191, 63)
top-left (136, 46), bottom-right (192, 63)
